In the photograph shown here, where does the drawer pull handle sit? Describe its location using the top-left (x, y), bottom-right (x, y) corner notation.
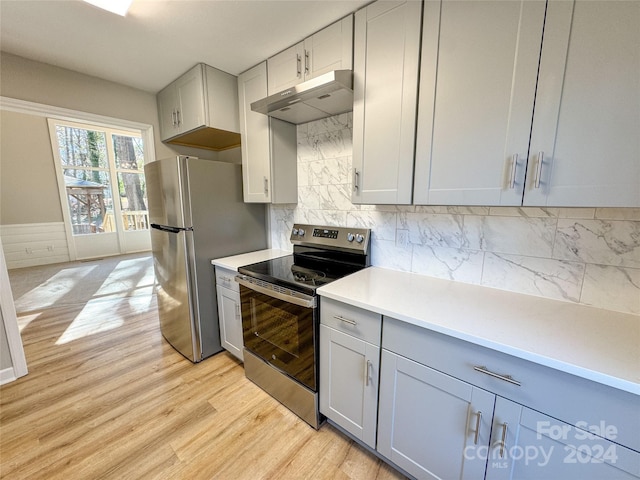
top-left (500, 422), bottom-right (508, 458)
top-left (474, 411), bottom-right (482, 445)
top-left (334, 315), bottom-right (357, 326)
top-left (473, 366), bottom-right (521, 386)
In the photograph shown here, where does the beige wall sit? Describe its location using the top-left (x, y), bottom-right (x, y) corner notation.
top-left (0, 110), bottom-right (63, 224)
top-left (0, 52), bottom-right (232, 226)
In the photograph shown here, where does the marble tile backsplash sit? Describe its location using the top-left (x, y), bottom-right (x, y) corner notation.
top-left (269, 114), bottom-right (640, 315)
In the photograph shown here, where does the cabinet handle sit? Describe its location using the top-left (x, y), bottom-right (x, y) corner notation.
top-left (333, 315), bottom-right (357, 326)
top-left (304, 50), bottom-right (310, 75)
top-left (176, 109), bottom-right (181, 126)
top-left (365, 359), bottom-right (372, 386)
top-left (263, 176), bottom-right (269, 195)
top-left (509, 153), bottom-right (518, 189)
top-left (500, 422), bottom-right (508, 458)
top-left (353, 169), bottom-right (360, 192)
top-left (534, 151), bottom-right (544, 189)
top-left (473, 411), bottom-right (482, 445)
top-left (473, 366), bottom-right (521, 386)
top-left (235, 304), bottom-right (241, 318)
top-left (296, 54), bottom-right (302, 78)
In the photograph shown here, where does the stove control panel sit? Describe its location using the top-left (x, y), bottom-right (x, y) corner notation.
top-left (290, 223), bottom-right (370, 254)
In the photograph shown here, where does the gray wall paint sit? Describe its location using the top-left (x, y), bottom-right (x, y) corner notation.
top-left (0, 52), bottom-right (233, 226)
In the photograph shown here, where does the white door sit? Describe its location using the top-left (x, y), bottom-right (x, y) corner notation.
top-left (238, 62), bottom-right (272, 203)
top-left (48, 119), bottom-right (151, 260)
top-left (413, 0), bottom-right (545, 206)
top-left (217, 285), bottom-right (243, 362)
top-left (525, 0), bottom-right (640, 207)
top-left (304, 16), bottom-right (353, 80)
top-left (377, 350), bottom-right (495, 480)
top-left (486, 397), bottom-right (640, 480)
top-left (267, 42), bottom-right (305, 95)
top-left (319, 324), bottom-right (379, 448)
top-left (352, 0), bottom-right (421, 205)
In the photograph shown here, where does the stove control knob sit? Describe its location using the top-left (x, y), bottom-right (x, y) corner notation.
top-left (298, 228), bottom-right (305, 237)
top-left (355, 234), bottom-right (364, 243)
top-left (347, 233), bottom-right (355, 242)
top-left (292, 228), bottom-right (299, 236)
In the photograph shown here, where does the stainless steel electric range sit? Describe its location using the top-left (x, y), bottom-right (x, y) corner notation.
top-left (235, 224), bottom-right (371, 428)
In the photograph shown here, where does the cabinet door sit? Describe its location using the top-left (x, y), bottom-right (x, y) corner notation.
top-left (413, 0), bottom-right (545, 206)
top-left (319, 325), bottom-right (379, 448)
top-left (238, 62), bottom-right (271, 203)
top-left (174, 64), bottom-right (207, 135)
top-left (304, 15), bottom-right (353, 80)
top-left (157, 85), bottom-right (177, 141)
top-left (525, 0), bottom-right (640, 207)
top-left (486, 397), bottom-right (640, 480)
top-left (352, 0), bottom-right (421, 205)
top-left (267, 42), bottom-right (305, 95)
top-left (377, 350), bottom-right (495, 480)
top-left (217, 286), bottom-right (243, 362)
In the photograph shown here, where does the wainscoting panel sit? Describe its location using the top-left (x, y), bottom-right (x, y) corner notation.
top-left (0, 222), bottom-right (70, 269)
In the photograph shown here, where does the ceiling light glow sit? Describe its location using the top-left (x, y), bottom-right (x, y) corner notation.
top-left (83, 0), bottom-right (133, 16)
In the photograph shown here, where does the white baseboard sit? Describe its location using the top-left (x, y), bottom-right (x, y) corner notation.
top-left (0, 222), bottom-right (70, 269)
top-left (0, 367), bottom-right (18, 385)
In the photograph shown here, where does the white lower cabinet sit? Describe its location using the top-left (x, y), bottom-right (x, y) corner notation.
top-left (318, 298), bottom-right (640, 480)
top-left (215, 267), bottom-right (243, 361)
top-left (487, 397), bottom-right (640, 480)
top-left (319, 298), bottom-right (381, 448)
top-left (377, 350), bottom-right (495, 480)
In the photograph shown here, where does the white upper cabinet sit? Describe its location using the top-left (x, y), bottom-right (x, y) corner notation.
top-left (238, 62), bottom-right (297, 204)
top-left (157, 63), bottom-right (241, 151)
top-left (267, 15), bottom-right (353, 96)
top-left (525, 0), bottom-right (640, 207)
top-left (413, 0), bottom-right (545, 206)
top-left (414, 0), bottom-right (640, 208)
top-left (158, 64), bottom-right (207, 139)
top-left (352, 0), bottom-right (422, 205)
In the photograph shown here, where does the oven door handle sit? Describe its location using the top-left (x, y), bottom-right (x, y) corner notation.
top-left (235, 275), bottom-right (316, 309)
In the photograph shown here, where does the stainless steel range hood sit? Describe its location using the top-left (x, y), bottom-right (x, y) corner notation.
top-left (251, 70), bottom-right (353, 125)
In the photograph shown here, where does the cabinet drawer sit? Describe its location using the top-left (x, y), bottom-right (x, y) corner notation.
top-left (383, 317), bottom-right (640, 452)
top-left (215, 266), bottom-right (238, 293)
top-left (320, 297), bottom-right (381, 346)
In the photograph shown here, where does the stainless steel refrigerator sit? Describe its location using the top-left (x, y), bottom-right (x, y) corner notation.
top-left (145, 156), bottom-right (267, 362)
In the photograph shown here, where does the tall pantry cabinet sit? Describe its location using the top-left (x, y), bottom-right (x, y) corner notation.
top-left (413, 0), bottom-right (640, 207)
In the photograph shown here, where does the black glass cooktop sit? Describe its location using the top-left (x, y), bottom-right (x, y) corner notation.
top-left (238, 250), bottom-right (367, 295)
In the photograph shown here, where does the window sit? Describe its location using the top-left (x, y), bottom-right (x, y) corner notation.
top-left (52, 122), bottom-right (147, 235)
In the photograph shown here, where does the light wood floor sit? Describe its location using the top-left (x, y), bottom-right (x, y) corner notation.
top-left (1, 255), bottom-right (407, 480)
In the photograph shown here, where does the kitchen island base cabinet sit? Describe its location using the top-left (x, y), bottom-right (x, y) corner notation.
top-left (377, 350), bottom-right (495, 480)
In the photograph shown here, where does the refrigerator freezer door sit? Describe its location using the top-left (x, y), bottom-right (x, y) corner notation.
top-left (145, 156), bottom-right (193, 229)
top-left (151, 226), bottom-right (200, 361)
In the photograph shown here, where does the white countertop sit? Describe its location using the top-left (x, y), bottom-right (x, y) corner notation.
top-left (317, 267), bottom-right (640, 395)
top-left (211, 249), bottom-right (291, 272)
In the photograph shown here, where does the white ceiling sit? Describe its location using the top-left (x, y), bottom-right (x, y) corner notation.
top-left (0, 0), bottom-right (370, 93)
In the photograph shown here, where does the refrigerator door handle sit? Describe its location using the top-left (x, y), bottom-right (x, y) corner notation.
top-left (151, 223), bottom-right (193, 234)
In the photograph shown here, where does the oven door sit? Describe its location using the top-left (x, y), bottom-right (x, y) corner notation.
top-left (236, 276), bottom-right (317, 391)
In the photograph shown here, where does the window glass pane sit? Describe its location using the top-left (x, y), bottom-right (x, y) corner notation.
top-left (113, 134), bottom-right (144, 170)
top-left (117, 172), bottom-right (149, 231)
top-left (55, 126), bottom-right (108, 168)
top-left (63, 169), bottom-right (114, 235)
